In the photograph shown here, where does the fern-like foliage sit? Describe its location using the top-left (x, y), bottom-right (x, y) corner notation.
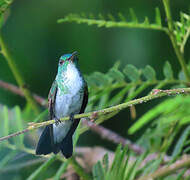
top-left (92, 144), bottom-right (189, 180)
top-left (0, 0), bottom-right (13, 28)
top-left (0, 105), bottom-right (79, 179)
top-left (0, 77), bottom-right (189, 179)
top-left (58, 8), bottom-right (167, 32)
top-left (92, 145), bottom-right (148, 180)
top-left (0, 0), bottom-right (12, 15)
top-left (174, 12), bottom-right (190, 53)
top-left (128, 94), bottom-right (190, 161)
top-left (85, 61), bottom-right (186, 112)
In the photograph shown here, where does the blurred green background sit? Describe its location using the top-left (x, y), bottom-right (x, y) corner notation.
top-left (0, 0), bottom-right (190, 148)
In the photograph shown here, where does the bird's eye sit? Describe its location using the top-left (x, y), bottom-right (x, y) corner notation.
top-left (59, 61), bottom-right (63, 65)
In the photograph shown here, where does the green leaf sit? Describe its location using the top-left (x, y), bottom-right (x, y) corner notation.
top-left (3, 106), bottom-right (9, 136)
top-left (27, 155), bottom-right (56, 180)
top-left (108, 86), bottom-right (130, 106)
top-left (142, 65), bottom-right (156, 81)
top-left (176, 168), bottom-right (187, 180)
top-left (123, 64), bottom-right (140, 82)
top-left (53, 162), bottom-right (68, 180)
top-left (143, 17), bottom-right (149, 25)
top-left (0, 0), bottom-right (13, 16)
top-left (0, 151), bottom-right (17, 169)
top-left (92, 161), bottom-right (105, 180)
top-left (117, 146), bottom-right (128, 179)
top-left (14, 106), bottom-right (24, 147)
top-left (108, 13), bottom-right (115, 21)
top-left (173, 12), bottom-right (190, 52)
top-left (129, 8), bottom-right (138, 23)
top-left (98, 92), bottom-right (110, 109)
top-left (128, 97), bottom-right (181, 134)
top-left (110, 144), bottom-right (122, 172)
top-left (178, 70), bottom-right (186, 81)
top-left (141, 158), bottom-right (162, 175)
top-left (87, 72), bottom-right (110, 87)
top-left (107, 68), bottom-right (125, 82)
top-left (102, 153), bottom-right (109, 172)
top-left (155, 7), bottom-right (162, 26)
top-left (120, 147), bottom-right (130, 180)
top-left (172, 126), bottom-right (190, 158)
top-left (126, 152), bottom-right (147, 180)
top-left (98, 13), bottom-right (104, 20)
top-left (163, 61), bottom-right (173, 79)
top-left (118, 12), bottom-right (126, 22)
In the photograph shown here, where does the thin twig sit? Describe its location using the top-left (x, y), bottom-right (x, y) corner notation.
top-left (82, 120), bottom-right (144, 154)
top-left (0, 80), bottom-right (143, 154)
top-left (1, 79), bottom-right (187, 105)
top-left (138, 155), bottom-right (190, 180)
top-left (57, 15), bottom-right (169, 32)
top-left (162, 0), bottom-right (190, 81)
top-left (0, 158), bottom-right (46, 173)
top-left (180, 27), bottom-right (190, 54)
top-left (0, 80), bottom-right (47, 106)
top-left (0, 87), bottom-right (189, 143)
top-left (0, 128), bottom-right (30, 142)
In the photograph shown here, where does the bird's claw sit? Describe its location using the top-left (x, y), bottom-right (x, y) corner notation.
top-left (54, 117), bottom-right (61, 126)
top-left (70, 113), bottom-right (75, 123)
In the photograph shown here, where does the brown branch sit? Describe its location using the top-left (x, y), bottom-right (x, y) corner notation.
top-left (0, 80), bottom-right (47, 106)
top-left (0, 80), bottom-right (144, 154)
top-left (138, 154), bottom-right (190, 180)
top-left (1, 80), bottom-right (190, 158)
top-left (82, 120), bottom-right (144, 155)
top-left (0, 128), bottom-right (30, 142)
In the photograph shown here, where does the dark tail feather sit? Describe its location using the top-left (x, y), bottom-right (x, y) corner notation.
top-left (36, 125), bottom-right (59, 155)
top-left (59, 135), bottom-right (73, 159)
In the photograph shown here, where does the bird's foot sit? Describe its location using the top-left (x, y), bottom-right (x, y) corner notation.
top-left (54, 116), bottom-right (62, 126)
top-left (70, 113), bottom-right (75, 123)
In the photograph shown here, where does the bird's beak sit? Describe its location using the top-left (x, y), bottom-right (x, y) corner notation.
top-left (70, 51), bottom-right (78, 62)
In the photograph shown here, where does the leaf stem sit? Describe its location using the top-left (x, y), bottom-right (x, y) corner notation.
top-left (0, 32), bottom-right (40, 114)
top-left (68, 157), bottom-right (92, 180)
top-left (0, 87), bottom-right (190, 142)
top-left (57, 16), bottom-right (168, 32)
top-left (162, 0), bottom-right (190, 82)
top-left (138, 155), bottom-right (190, 180)
top-left (27, 155), bottom-right (56, 180)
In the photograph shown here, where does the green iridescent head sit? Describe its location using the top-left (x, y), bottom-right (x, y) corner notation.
top-left (59, 51), bottom-right (78, 65)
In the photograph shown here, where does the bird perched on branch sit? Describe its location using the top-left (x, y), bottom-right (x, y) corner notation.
top-left (36, 51), bottom-right (88, 158)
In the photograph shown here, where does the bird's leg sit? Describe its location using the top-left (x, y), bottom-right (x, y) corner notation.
top-left (70, 113), bottom-right (75, 123)
top-left (54, 116), bottom-right (62, 126)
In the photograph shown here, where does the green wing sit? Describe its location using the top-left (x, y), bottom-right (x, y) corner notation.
top-left (80, 83), bottom-right (88, 114)
top-left (48, 80), bottom-right (58, 119)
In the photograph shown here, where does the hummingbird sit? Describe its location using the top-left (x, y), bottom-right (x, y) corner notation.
top-left (36, 51), bottom-right (88, 158)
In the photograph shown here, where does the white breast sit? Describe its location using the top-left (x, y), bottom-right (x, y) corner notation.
top-left (53, 63), bottom-right (84, 143)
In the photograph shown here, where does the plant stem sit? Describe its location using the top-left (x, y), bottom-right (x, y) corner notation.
top-left (82, 120), bottom-right (144, 154)
top-left (0, 87), bottom-right (190, 142)
top-left (27, 155), bottom-right (56, 180)
top-left (162, 0), bottom-right (190, 82)
top-left (0, 80), bottom-right (143, 154)
top-left (138, 155), bottom-right (190, 180)
top-left (68, 157), bottom-right (92, 180)
top-left (1, 79), bottom-right (188, 106)
top-left (0, 80), bottom-right (47, 106)
top-left (0, 32), bottom-right (40, 114)
top-left (58, 16), bottom-right (168, 32)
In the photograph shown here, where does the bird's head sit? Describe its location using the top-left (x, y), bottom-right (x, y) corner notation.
top-left (59, 51), bottom-right (78, 66)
